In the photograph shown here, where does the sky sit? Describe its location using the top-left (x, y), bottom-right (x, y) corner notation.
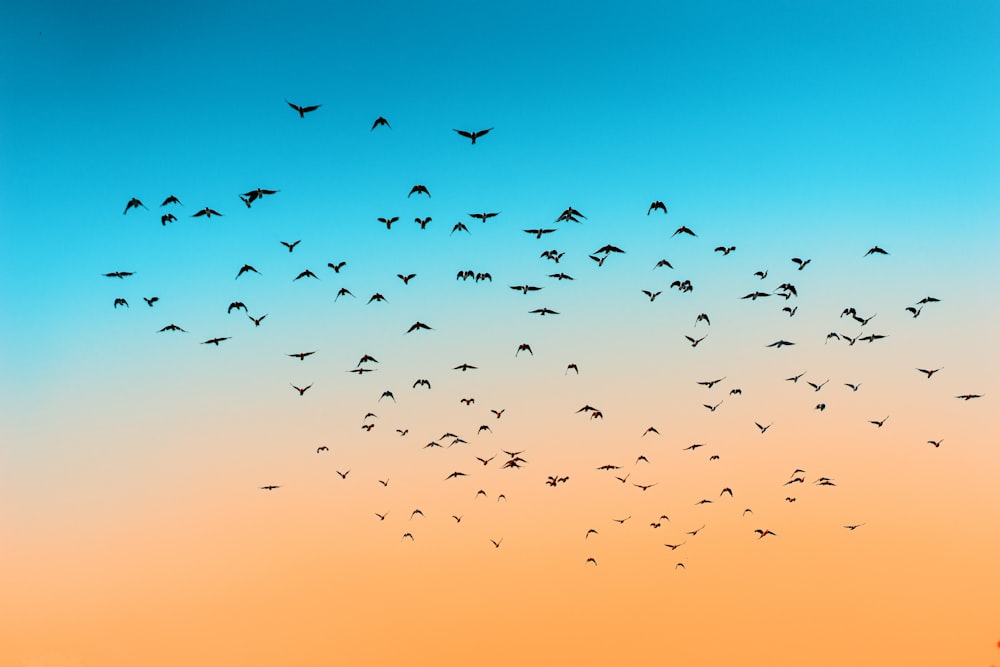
top-left (2, 1), bottom-right (999, 665)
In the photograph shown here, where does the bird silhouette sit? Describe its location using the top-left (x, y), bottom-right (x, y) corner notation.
top-left (454, 128), bottom-right (493, 144)
top-left (371, 116), bottom-right (391, 130)
top-left (286, 100), bottom-right (321, 117)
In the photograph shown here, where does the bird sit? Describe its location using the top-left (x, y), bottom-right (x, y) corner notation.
top-left (714, 246), bottom-right (736, 255)
top-left (377, 216), bottom-right (399, 229)
top-left (510, 284), bottom-right (542, 295)
top-left (755, 422), bottom-right (773, 434)
top-left (158, 324), bottom-right (186, 333)
top-left (371, 116), bottom-right (391, 130)
top-left (653, 259), bottom-right (674, 270)
top-left (454, 363), bottom-right (477, 371)
top-left (293, 269), bottom-right (319, 281)
top-left (368, 293), bottom-right (387, 304)
top-left (843, 523), bottom-right (866, 530)
top-left (445, 471), bottom-right (467, 480)
top-left (113, 298), bottom-right (128, 308)
top-left (379, 390), bottom-right (395, 402)
top-left (864, 246), bottom-right (889, 256)
top-left (755, 529), bottom-right (778, 539)
top-left (642, 290), bottom-right (662, 302)
top-left (845, 383), bottom-right (862, 392)
top-left (955, 394), bottom-right (982, 400)
top-left (248, 314), bottom-right (267, 327)
top-left (228, 302), bottom-right (247, 313)
top-left (406, 321), bottom-right (432, 333)
top-left (160, 195), bottom-right (182, 206)
top-left (236, 264), bottom-right (260, 279)
top-left (586, 558), bottom-right (598, 566)
top-left (291, 383), bottom-right (313, 396)
top-left (766, 340), bottom-right (795, 348)
top-left (698, 377), bottom-right (726, 389)
top-left (375, 512), bottom-right (388, 521)
top-left (530, 308), bottom-right (559, 316)
top-left (413, 379), bottom-right (431, 389)
top-left (161, 213), bottom-right (176, 225)
top-left (524, 228), bottom-right (556, 238)
top-left (316, 446), bottom-right (328, 453)
top-left (454, 128), bottom-right (493, 144)
top-left (927, 439), bottom-right (943, 448)
top-left (192, 207), bottom-right (222, 218)
top-left (786, 372), bottom-right (806, 383)
top-left (260, 485), bottom-right (280, 491)
top-left (807, 379), bottom-right (829, 392)
top-left (685, 335), bottom-right (707, 347)
top-left (469, 212), bottom-right (500, 223)
top-left (103, 271), bottom-right (134, 279)
top-left (415, 216), bottom-right (432, 229)
top-left (566, 363), bottom-right (579, 374)
top-left (328, 261), bottom-right (347, 273)
top-left (202, 337), bottom-right (230, 346)
top-left (335, 470), bottom-right (350, 479)
top-left (408, 184), bottom-right (430, 198)
top-left (335, 288), bottom-right (354, 300)
top-left (791, 257), bottom-right (811, 270)
top-left (287, 351), bottom-right (317, 361)
top-left (916, 367), bottom-right (943, 379)
top-left (280, 240), bottom-right (301, 252)
top-left (647, 201), bottom-right (668, 215)
top-left (451, 222), bottom-right (471, 235)
top-left (671, 226), bottom-right (696, 237)
top-left (490, 538), bottom-right (503, 549)
top-left (123, 198), bottom-right (147, 214)
top-left (397, 273), bottom-right (416, 284)
top-left (286, 100), bottom-right (321, 117)
top-left (695, 313), bottom-right (711, 326)
top-left (869, 416), bottom-right (889, 428)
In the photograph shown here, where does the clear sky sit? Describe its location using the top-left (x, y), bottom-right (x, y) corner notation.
top-left (2, 1), bottom-right (999, 666)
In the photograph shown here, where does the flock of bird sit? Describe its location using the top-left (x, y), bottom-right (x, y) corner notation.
top-left (103, 101), bottom-right (982, 569)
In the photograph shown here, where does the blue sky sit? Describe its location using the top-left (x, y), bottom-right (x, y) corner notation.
top-left (2, 0), bottom-right (998, 432)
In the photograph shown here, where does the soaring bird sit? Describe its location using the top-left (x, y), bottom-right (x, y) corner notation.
top-left (113, 298), bottom-right (128, 308)
top-left (236, 264), bottom-right (259, 279)
top-left (161, 213), bottom-right (177, 225)
top-left (192, 207), bottom-right (222, 218)
top-left (287, 351), bottom-right (317, 361)
top-left (406, 321), bottom-right (432, 333)
top-left (647, 201), bottom-right (668, 215)
top-left (864, 246), bottom-right (889, 256)
top-left (202, 337), bottom-right (231, 346)
top-left (291, 383), bottom-right (313, 396)
top-left (161, 195), bottom-right (182, 206)
top-left (378, 216), bottom-right (399, 229)
top-left (328, 261), bottom-right (347, 273)
top-left (280, 240), bottom-right (301, 252)
top-left (516, 343), bottom-right (533, 356)
top-left (469, 212), bottom-right (500, 223)
top-left (104, 271), bottom-right (134, 279)
top-left (408, 184), bottom-right (430, 198)
top-left (123, 198), bottom-right (147, 214)
top-left (158, 324), bottom-right (186, 333)
top-left (286, 100), bottom-right (321, 117)
top-left (791, 257), bottom-right (811, 270)
top-left (671, 226), bottom-right (696, 237)
top-left (371, 116), bottom-right (391, 130)
top-left (293, 269), bottom-right (318, 281)
top-left (454, 128), bottom-right (493, 144)
top-left (143, 297), bottom-right (158, 307)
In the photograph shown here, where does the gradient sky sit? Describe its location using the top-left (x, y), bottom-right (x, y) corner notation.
top-left (2, 2), bottom-right (999, 666)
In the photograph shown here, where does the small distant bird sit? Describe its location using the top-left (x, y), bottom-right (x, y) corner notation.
top-left (955, 394), bottom-right (982, 400)
top-left (415, 216), bottom-right (431, 229)
top-left (293, 269), bottom-right (318, 281)
top-left (335, 288), bottom-right (354, 300)
top-left (864, 246), bottom-right (889, 256)
top-left (766, 340), bottom-right (795, 348)
top-left (248, 314), bottom-right (267, 327)
top-left (328, 261), bottom-right (346, 273)
top-left (927, 439), bottom-right (942, 448)
top-left (143, 297), bottom-right (158, 307)
top-left (371, 116), bottom-right (391, 130)
top-left (161, 195), bottom-right (182, 207)
top-left (869, 416), bottom-right (889, 428)
top-left (192, 207), bottom-right (222, 218)
top-left (113, 298), bottom-right (128, 308)
top-left (406, 321), bottom-right (432, 333)
top-left (451, 222), bottom-right (471, 235)
top-left (161, 213), bottom-right (176, 225)
top-left (755, 529), bottom-right (778, 539)
top-left (714, 245), bottom-right (736, 255)
top-left (454, 128), bottom-right (493, 144)
top-left (685, 335), bottom-right (707, 347)
top-left (566, 363), bottom-right (579, 374)
top-left (469, 212), bottom-right (500, 223)
top-left (158, 324), bottom-right (186, 332)
top-left (123, 198), bottom-right (147, 214)
top-left (647, 201), bottom-right (668, 215)
top-left (202, 337), bottom-right (230, 346)
top-left (286, 100), bottom-right (321, 117)
top-left (236, 264), bottom-right (260, 279)
top-left (755, 422), bottom-right (773, 434)
top-left (843, 523), bottom-right (865, 530)
top-left (671, 226), bottom-right (696, 237)
top-left (654, 259), bottom-right (674, 270)
top-left (408, 184), bottom-right (430, 198)
top-left (791, 257), bottom-right (811, 270)
top-left (524, 228), bottom-right (556, 238)
top-left (413, 379), bottom-right (431, 389)
top-left (916, 367), bottom-right (943, 379)
top-left (642, 290), bottom-right (662, 302)
top-left (281, 240), bottom-right (301, 252)
top-left (104, 271), bottom-right (134, 279)
top-left (316, 446), bottom-right (328, 453)
top-left (291, 383), bottom-right (313, 396)
top-left (287, 351), bottom-right (317, 361)
top-left (260, 485), bottom-right (280, 491)
top-left (377, 216), bottom-right (399, 229)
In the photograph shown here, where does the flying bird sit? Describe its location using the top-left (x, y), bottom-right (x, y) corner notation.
top-left (123, 198), bottom-right (147, 214)
top-left (406, 321), bottom-right (432, 333)
top-left (454, 128), bottom-right (493, 144)
top-left (408, 184), bottom-right (430, 198)
top-left (671, 226), bottom-right (696, 237)
top-left (371, 116), bottom-right (391, 130)
top-left (192, 207), bottom-right (222, 218)
top-left (202, 337), bottom-right (230, 346)
top-left (236, 264), bottom-right (260, 279)
top-left (286, 100), bottom-right (321, 117)
top-left (281, 240), bottom-right (301, 252)
top-left (293, 269), bottom-right (318, 281)
top-left (291, 383), bottom-right (313, 396)
top-left (864, 246), bottom-right (889, 256)
top-left (160, 195), bottom-right (182, 206)
top-left (647, 201), bottom-right (668, 215)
